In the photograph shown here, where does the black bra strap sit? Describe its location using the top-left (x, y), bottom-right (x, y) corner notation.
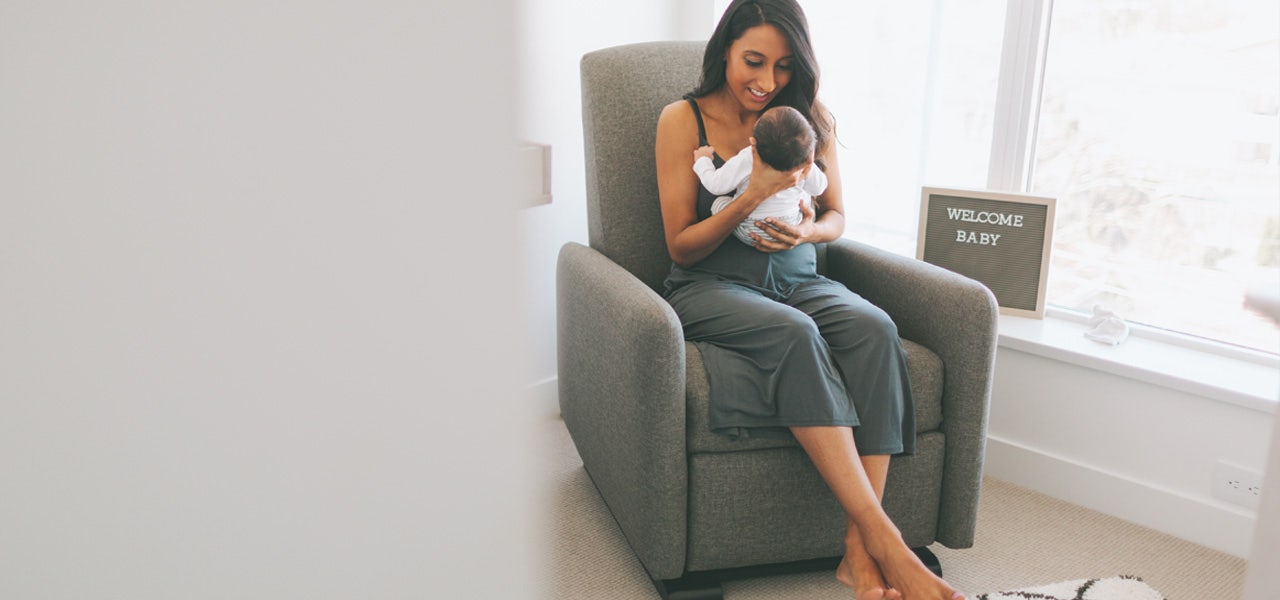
top-left (682, 94), bottom-right (709, 147)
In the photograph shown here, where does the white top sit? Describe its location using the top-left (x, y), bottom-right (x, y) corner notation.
top-left (693, 146), bottom-right (828, 220)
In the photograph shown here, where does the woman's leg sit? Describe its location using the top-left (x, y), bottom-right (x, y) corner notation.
top-left (786, 279), bottom-right (916, 456)
top-left (792, 426), bottom-right (963, 600)
top-left (668, 278), bottom-right (956, 595)
top-left (836, 454), bottom-right (901, 599)
top-left (666, 280), bottom-right (855, 430)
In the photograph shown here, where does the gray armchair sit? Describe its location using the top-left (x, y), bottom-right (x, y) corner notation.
top-left (558, 41), bottom-right (998, 599)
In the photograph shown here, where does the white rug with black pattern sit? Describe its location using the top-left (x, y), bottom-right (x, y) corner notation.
top-left (977, 575), bottom-right (1165, 600)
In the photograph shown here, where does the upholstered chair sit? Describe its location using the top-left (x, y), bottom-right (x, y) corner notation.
top-left (557, 41), bottom-right (999, 600)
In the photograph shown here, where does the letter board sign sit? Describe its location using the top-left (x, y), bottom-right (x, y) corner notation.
top-left (917, 187), bottom-right (1056, 318)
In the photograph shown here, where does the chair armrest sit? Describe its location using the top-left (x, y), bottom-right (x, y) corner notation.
top-left (824, 238), bottom-right (998, 549)
top-left (556, 242), bottom-right (688, 578)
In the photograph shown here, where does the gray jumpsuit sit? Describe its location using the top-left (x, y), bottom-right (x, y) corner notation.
top-left (663, 96), bottom-right (915, 455)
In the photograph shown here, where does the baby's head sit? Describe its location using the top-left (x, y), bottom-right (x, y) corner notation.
top-left (753, 105), bottom-right (816, 172)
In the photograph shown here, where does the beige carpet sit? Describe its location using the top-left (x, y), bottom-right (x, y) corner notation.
top-left (539, 414), bottom-right (1246, 599)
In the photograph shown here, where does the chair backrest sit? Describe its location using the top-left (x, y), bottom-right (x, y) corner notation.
top-left (580, 41), bottom-right (705, 293)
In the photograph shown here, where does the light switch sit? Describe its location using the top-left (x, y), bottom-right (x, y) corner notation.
top-left (518, 142), bottom-right (552, 208)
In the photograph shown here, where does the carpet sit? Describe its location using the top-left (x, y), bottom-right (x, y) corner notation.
top-left (977, 575), bottom-right (1165, 600)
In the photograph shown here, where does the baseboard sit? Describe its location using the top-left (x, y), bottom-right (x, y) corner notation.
top-left (984, 434), bottom-right (1257, 558)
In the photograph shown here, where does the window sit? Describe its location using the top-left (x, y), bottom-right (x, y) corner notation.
top-left (710, 0), bottom-right (1279, 353)
top-left (1031, 0), bottom-right (1279, 353)
top-left (802, 1), bottom-right (1008, 257)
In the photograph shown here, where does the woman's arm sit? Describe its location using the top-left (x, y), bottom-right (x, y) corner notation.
top-left (752, 134), bottom-right (845, 250)
top-left (692, 148), bottom-right (752, 196)
top-left (655, 102), bottom-right (803, 267)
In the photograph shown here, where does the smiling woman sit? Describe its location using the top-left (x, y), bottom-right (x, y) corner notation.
top-left (723, 31), bottom-right (794, 108)
top-left (688, 1), bottom-right (829, 165)
top-left (654, 1), bottom-right (967, 598)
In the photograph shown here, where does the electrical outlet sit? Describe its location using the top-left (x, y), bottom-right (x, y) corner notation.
top-left (1212, 460), bottom-right (1263, 510)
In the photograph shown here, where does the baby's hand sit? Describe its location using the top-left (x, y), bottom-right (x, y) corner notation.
top-left (693, 145), bottom-right (715, 161)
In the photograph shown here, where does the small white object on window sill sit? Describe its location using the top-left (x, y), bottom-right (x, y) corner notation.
top-left (1084, 304), bottom-right (1129, 346)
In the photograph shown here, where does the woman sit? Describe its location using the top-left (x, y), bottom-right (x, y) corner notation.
top-left (654, 1), bottom-right (965, 599)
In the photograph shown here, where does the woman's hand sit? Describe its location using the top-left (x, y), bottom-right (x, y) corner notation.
top-left (751, 198), bottom-right (817, 252)
top-left (742, 138), bottom-right (806, 201)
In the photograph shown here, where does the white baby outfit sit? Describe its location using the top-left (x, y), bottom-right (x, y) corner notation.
top-left (693, 146), bottom-right (828, 246)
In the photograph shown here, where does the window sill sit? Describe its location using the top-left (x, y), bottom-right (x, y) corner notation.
top-left (997, 310), bottom-right (1280, 414)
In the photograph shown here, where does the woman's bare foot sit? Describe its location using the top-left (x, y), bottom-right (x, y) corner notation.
top-left (861, 530), bottom-right (963, 600)
top-left (836, 551), bottom-right (901, 599)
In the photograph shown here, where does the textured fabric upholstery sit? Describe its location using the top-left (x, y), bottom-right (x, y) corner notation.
top-left (557, 242), bottom-right (689, 577)
top-left (579, 41), bottom-right (704, 293)
top-left (559, 41), bottom-right (998, 582)
top-left (685, 433), bottom-right (945, 571)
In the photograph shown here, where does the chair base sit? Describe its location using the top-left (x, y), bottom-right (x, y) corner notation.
top-left (649, 547), bottom-right (942, 600)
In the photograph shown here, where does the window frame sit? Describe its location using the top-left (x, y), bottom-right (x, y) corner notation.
top-left (987, 0), bottom-right (1053, 193)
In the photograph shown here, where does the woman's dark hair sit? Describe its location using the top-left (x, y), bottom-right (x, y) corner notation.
top-left (691, 0), bottom-right (833, 166)
top-left (754, 106), bottom-right (815, 172)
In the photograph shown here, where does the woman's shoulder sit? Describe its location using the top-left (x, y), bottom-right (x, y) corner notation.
top-left (659, 97), bottom-right (696, 126)
top-left (657, 98), bottom-right (699, 147)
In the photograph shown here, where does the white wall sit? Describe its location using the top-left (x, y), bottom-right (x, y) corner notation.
top-left (986, 348), bottom-right (1276, 557)
top-left (1, 2), bottom-right (532, 598)
top-left (517, 0), bottom-right (707, 386)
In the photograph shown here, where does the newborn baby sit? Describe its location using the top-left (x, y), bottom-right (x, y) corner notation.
top-left (692, 105), bottom-right (827, 246)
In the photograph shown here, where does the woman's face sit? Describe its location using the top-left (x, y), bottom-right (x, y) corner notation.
top-left (722, 24), bottom-right (794, 112)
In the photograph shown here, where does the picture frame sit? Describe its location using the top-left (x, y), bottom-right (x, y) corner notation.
top-left (916, 187), bottom-right (1057, 318)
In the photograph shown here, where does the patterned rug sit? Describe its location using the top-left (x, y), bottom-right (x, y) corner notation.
top-left (977, 575), bottom-right (1166, 600)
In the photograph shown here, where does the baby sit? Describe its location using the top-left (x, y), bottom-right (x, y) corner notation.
top-left (693, 105), bottom-right (827, 246)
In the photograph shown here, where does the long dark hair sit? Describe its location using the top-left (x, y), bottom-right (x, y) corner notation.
top-left (690, 0), bottom-right (833, 164)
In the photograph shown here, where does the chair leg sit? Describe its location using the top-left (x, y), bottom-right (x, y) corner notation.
top-left (650, 572), bottom-right (723, 600)
top-left (650, 555), bottom-right (844, 599)
top-left (913, 546), bottom-right (943, 577)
